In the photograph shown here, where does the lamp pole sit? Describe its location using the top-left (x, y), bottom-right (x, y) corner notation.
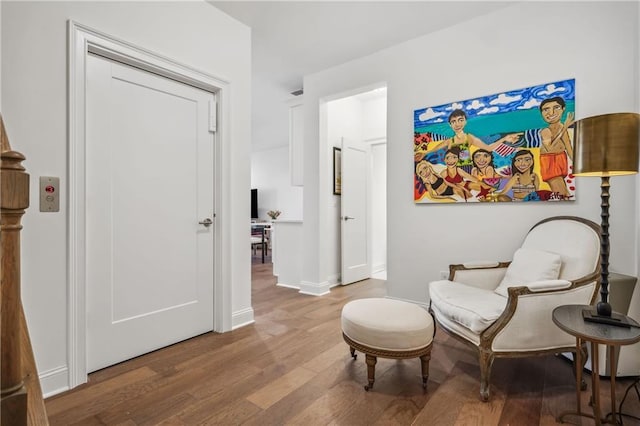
top-left (597, 176), bottom-right (612, 317)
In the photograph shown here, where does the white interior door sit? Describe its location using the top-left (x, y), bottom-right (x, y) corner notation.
top-left (86, 54), bottom-right (215, 372)
top-left (341, 137), bottom-right (370, 284)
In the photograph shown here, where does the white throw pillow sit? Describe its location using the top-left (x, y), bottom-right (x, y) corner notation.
top-left (494, 248), bottom-right (562, 297)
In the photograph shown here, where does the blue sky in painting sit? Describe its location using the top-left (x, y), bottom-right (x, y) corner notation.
top-left (414, 79), bottom-right (576, 129)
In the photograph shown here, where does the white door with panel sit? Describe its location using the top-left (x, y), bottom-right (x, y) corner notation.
top-left (341, 137), bottom-right (370, 285)
top-left (86, 54), bottom-right (215, 372)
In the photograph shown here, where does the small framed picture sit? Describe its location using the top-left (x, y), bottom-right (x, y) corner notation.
top-left (333, 147), bottom-right (342, 195)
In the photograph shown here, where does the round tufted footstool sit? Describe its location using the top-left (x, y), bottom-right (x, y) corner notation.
top-left (341, 298), bottom-right (435, 391)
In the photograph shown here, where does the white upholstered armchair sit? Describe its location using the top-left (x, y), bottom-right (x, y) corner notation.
top-left (429, 216), bottom-right (601, 401)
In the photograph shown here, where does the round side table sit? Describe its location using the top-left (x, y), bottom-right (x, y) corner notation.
top-left (552, 304), bottom-right (640, 425)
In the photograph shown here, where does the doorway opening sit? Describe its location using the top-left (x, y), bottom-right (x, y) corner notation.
top-left (323, 85), bottom-right (387, 285)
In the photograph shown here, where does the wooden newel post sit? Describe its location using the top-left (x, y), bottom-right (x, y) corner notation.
top-left (1, 115), bottom-right (30, 425)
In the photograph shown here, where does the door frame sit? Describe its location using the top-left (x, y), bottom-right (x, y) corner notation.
top-left (367, 138), bottom-right (387, 277)
top-left (319, 83), bottom-right (386, 290)
top-left (68, 21), bottom-right (231, 388)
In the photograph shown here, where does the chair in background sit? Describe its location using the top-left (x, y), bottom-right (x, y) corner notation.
top-left (251, 225), bottom-right (269, 263)
top-left (250, 235), bottom-right (263, 254)
top-left (428, 216), bottom-right (601, 401)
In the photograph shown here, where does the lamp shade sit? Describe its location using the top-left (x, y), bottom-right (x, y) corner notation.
top-left (573, 113), bottom-right (640, 176)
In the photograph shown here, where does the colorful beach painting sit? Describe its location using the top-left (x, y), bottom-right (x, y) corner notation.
top-left (414, 79), bottom-right (576, 204)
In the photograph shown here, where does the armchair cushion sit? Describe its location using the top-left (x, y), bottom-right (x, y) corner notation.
top-left (494, 248), bottom-right (562, 297)
top-left (430, 280), bottom-right (507, 333)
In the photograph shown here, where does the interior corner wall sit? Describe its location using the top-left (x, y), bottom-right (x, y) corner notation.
top-left (303, 1), bottom-right (639, 304)
top-left (251, 145), bottom-right (303, 220)
top-left (1, 1), bottom-right (251, 396)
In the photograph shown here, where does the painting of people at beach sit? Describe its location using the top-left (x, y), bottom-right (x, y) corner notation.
top-left (414, 79), bottom-right (576, 204)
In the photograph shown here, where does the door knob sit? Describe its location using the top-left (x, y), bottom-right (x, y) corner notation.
top-left (199, 218), bottom-right (213, 227)
top-left (343, 216), bottom-right (355, 221)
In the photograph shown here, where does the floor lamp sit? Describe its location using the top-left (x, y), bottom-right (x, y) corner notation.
top-left (573, 112), bottom-right (640, 326)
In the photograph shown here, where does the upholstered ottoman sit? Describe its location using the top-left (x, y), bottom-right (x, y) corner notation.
top-left (341, 298), bottom-right (434, 391)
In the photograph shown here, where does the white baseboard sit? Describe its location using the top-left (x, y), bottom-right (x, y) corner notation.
top-left (372, 263), bottom-right (386, 274)
top-left (42, 307), bottom-right (256, 397)
top-left (40, 365), bottom-right (69, 398)
top-left (232, 307), bottom-right (255, 330)
top-left (327, 273), bottom-right (341, 286)
top-left (299, 280), bottom-right (331, 296)
top-left (276, 282), bottom-right (300, 290)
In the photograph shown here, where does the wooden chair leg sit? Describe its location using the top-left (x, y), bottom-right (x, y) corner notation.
top-left (420, 352), bottom-right (431, 389)
top-left (364, 354), bottom-right (377, 391)
top-left (479, 350), bottom-right (495, 402)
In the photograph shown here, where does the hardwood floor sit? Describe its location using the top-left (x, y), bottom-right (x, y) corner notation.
top-left (46, 261), bottom-right (640, 425)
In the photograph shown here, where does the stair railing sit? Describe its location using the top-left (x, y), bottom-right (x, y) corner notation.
top-left (1, 114), bottom-right (34, 425)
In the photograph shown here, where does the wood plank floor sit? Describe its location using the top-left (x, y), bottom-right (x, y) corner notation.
top-left (46, 260), bottom-right (640, 425)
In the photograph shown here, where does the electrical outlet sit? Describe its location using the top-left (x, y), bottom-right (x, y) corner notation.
top-left (439, 270), bottom-right (449, 280)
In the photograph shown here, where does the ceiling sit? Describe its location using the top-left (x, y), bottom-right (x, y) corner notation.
top-left (210, 1), bottom-right (513, 151)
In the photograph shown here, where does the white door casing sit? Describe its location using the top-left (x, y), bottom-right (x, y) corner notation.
top-left (341, 137), bottom-right (370, 284)
top-left (370, 141), bottom-right (387, 275)
top-left (85, 54), bottom-right (215, 372)
top-left (69, 21), bottom-right (232, 388)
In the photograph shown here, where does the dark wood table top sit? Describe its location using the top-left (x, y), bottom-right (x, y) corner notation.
top-left (552, 304), bottom-right (640, 345)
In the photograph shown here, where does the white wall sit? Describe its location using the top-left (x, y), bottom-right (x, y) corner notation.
top-left (303, 2), bottom-right (639, 303)
top-left (362, 94), bottom-right (387, 142)
top-left (1, 1), bottom-right (251, 396)
top-left (251, 145), bottom-right (303, 220)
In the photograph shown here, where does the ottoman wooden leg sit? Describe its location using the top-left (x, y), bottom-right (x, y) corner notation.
top-left (341, 299), bottom-right (434, 393)
top-left (420, 352), bottom-right (431, 389)
top-left (364, 354), bottom-right (377, 391)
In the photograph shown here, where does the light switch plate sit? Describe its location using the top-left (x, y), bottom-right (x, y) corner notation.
top-left (39, 176), bottom-right (60, 212)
